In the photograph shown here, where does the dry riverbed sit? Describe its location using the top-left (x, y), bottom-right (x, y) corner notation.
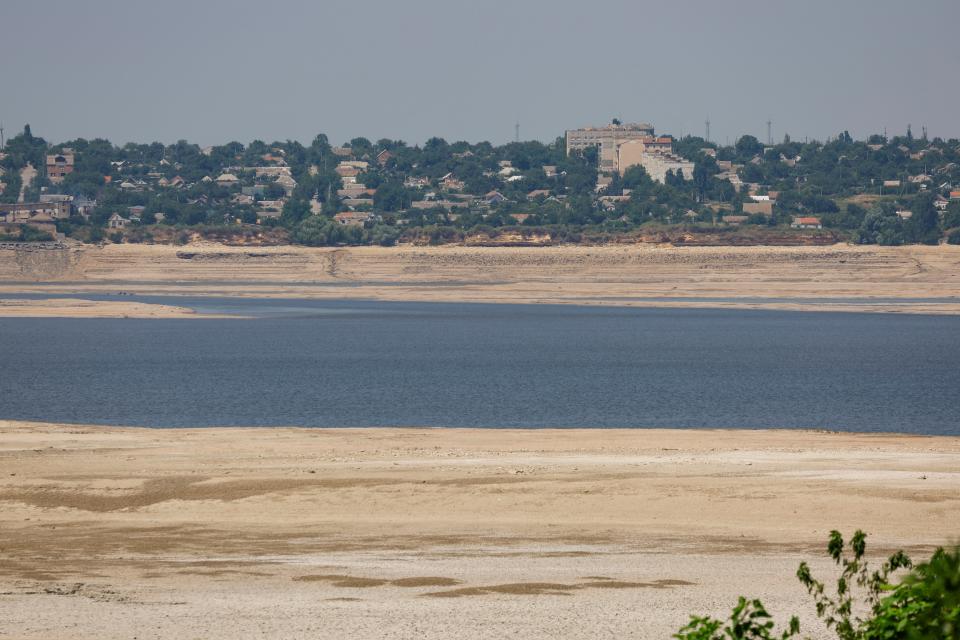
top-left (0, 422), bottom-right (957, 639)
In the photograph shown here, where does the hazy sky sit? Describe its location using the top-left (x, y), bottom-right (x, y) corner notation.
top-left (2, 0), bottom-right (958, 147)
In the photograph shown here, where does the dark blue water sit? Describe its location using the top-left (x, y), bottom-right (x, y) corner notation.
top-left (1, 298), bottom-right (958, 434)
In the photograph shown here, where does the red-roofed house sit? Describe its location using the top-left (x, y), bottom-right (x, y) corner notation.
top-left (791, 216), bottom-right (822, 229)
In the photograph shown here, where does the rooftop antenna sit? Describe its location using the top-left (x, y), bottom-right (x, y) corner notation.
top-left (0, 122), bottom-right (4, 150)
top-left (514, 121), bottom-right (520, 143)
top-left (767, 119), bottom-right (772, 146)
top-left (705, 117), bottom-right (710, 143)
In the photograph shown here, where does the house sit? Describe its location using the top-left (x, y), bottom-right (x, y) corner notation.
top-left (440, 173), bottom-right (464, 191)
top-left (232, 193), bottom-right (255, 206)
top-left (336, 165), bottom-right (360, 179)
top-left (598, 195), bottom-right (630, 211)
top-left (934, 196), bottom-right (949, 211)
top-left (332, 146), bottom-right (353, 157)
top-left (509, 213), bottom-right (531, 224)
top-left (404, 176), bottom-right (431, 189)
top-left (254, 166), bottom-right (292, 178)
top-left (542, 165), bottom-right (558, 178)
top-left (950, 191), bottom-right (960, 200)
top-left (45, 149), bottom-right (75, 184)
top-left (484, 190), bottom-right (507, 205)
top-left (216, 173), bottom-right (240, 187)
top-left (527, 189), bottom-right (550, 200)
top-left (376, 149), bottom-right (393, 166)
top-left (333, 211), bottom-right (375, 226)
top-left (275, 174), bottom-right (298, 195)
top-left (896, 210), bottom-right (913, 220)
top-left (791, 216), bottom-right (822, 229)
top-left (107, 213), bottom-right (128, 229)
top-left (722, 215), bottom-right (748, 225)
top-left (127, 205), bottom-right (146, 221)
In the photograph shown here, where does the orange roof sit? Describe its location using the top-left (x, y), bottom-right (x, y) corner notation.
top-left (795, 217), bottom-right (821, 224)
top-left (950, 191), bottom-right (960, 198)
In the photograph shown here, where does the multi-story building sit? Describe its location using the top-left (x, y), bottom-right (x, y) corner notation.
top-left (616, 138), bottom-right (695, 183)
top-left (45, 148), bottom-right (75, 183)
top-left (566, 122), bottom-right (655, 173)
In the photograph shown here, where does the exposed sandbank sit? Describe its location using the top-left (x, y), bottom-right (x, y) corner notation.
top-left (1, 422), bottom-right (957, 639)
top-left (1, 243), bottom-right (960, 314)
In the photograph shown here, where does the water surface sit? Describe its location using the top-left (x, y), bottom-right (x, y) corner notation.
top-left (1, 298), bottom-right (958, 433)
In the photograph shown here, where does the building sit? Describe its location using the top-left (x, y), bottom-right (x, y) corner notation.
top-left (440, 173), bottom-right (464, 192)
top-left (566, 122), bottom-right (655, 173)
top-left (376, 149), bottom-right (393, 166)
top-left (45, 149), bottom-right (75, 184)
top-left (617, 138), bottom-right (694, 184)
top-left (334, 211), bottom-right (375, 226)
top-left (791, 216), bottom-right (822, 229)
top-left (107, 213), bottom-right (128, 229)
top-left (0, 201), bottom-right (72, 221)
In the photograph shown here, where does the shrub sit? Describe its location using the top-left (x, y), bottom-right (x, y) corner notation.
top-left (677, 531), bottom-right (960, 640)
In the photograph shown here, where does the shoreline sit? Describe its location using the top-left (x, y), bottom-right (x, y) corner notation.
top-left (2, 243), bottom-right (960, 316)
top-left (2, 421), bottom-right (957, 638)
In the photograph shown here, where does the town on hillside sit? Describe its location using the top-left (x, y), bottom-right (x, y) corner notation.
top-left (1, 121), bottom-right (959, 247)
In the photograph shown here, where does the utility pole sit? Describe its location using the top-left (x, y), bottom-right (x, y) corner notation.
top-left (767, 120), bottom-right (772, 146)
top-left (514, 121), bottom-right (520, 144)
top-left (0, 122), bottom-right (5, 150)
top-left (705, 117), bottom-right (710, 143)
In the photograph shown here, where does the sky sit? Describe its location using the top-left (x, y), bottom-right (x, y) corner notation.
top-left (1, 0), bottom-right (958, 148)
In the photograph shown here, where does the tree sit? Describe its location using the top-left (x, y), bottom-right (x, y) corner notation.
top-left (857, 205), bottom-right (906, 245)
top-left (735, 135), bottom-right (764, 158)
top-left (374, 181), bottom-right (411, 212)
top-left (907, 192), bottom-right (941, 244)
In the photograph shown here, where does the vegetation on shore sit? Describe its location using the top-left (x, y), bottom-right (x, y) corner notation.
top-left (2, 124), bottom-right (959, 246)
top-left (676, 531), bottom-right (960, 640)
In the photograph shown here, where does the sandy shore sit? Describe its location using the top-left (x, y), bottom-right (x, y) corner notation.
top-left (0, 297), bottom-right (228, 318)
top-left (1, 422), bottom-right (957, 639)
top-left (1, 243), bottom-right (960, 314)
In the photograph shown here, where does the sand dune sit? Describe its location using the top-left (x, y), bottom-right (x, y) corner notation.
top-left (1, 422), bottom-right (957, 639)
